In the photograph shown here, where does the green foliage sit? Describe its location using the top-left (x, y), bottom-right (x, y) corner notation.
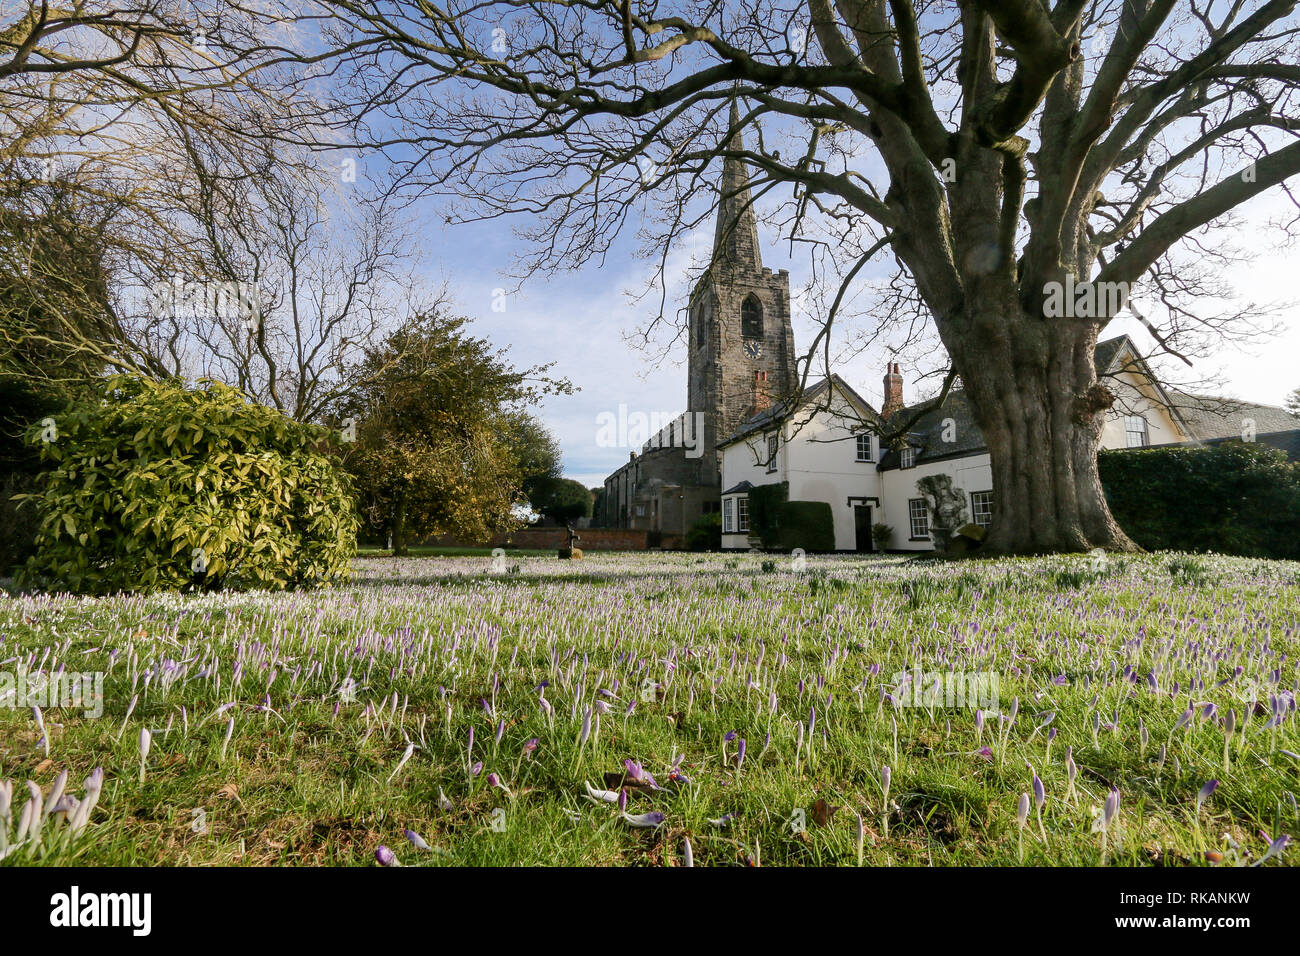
top-left (1100, 442), bottom-right (1300, 559)
top-left (685, 512), bottom-right (721, 551)
top-left (338, 312), bottom-right (570, 554)
top-left (774, 500), bottom-right (836, 552)
top-left (872, 522), bottom-right (893, 551)
top-left (531, 477), bottom-right (592, 524)
top-left (746, 481), bottom-right (788, 547)
top-left (17, 375), bottom-right (358, 594)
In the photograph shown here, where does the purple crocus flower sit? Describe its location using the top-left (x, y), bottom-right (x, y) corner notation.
top-left (1032, 774), bottom-right (1045, 809)
top-left (375, 845), bottom-right (398, 867)
top-left (522, 738), bottom-right (539, 755)
top-left (735, 738), bottom-right (747, 768)
top-left (1253, 834), bottom-right (1291, 866)
top-left (1196, 779), bottom-right (1219, 812)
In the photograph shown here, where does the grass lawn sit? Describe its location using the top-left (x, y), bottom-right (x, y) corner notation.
top-left (1, 550), bottom-right (1297, 866)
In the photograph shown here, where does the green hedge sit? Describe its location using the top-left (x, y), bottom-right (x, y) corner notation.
top-left (685, 512), bottom-right (721, 551)
top-left (17, 375), bottom-right (359, 594)
top-left (1099, 442), bottom-right (1300, 559)
top-left (774, 500), bottom-right (837, 552)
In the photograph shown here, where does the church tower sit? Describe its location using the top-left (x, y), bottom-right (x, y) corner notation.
top-left (687, 101), bottom-right (797, 487)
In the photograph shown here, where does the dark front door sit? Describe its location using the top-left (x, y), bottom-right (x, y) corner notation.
top-left (854, 505), bottom-right (873, 552)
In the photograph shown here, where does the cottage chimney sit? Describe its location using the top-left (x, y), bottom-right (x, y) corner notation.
top-left (882, 363), bottom-right (904, 419)
top-left (753, 370), bottom-right (771, 413)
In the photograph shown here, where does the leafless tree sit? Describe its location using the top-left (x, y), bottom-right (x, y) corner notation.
top-left (2, 2), bottom-right (441, 422)
top-left (283, 0), bottom-right (1300, 552)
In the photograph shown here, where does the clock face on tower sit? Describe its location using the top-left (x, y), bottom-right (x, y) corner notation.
top-left (743, 340), bottom-right (763, 359)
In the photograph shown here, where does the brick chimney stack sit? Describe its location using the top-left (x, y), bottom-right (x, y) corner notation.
top-left (753, 370), bottom-right (770, 413)
top-left (881, 363), bottom-right (904, 419)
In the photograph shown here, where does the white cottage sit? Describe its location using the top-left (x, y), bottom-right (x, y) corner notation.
top-left (718, 334), bottom-right (1298, 551)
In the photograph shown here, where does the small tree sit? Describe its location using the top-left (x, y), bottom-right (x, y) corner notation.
top-left (339, 312), bottom-right (571, 554)
top-left (18, 376), bottom-right (357, 594)
top-left (532, 477), bottom-right (594, 525)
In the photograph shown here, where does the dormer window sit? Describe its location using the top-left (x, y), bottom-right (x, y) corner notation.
top-left (901, 446), bottom-right (916, 469)
top-left (741, 295), bottom-right (763, 338)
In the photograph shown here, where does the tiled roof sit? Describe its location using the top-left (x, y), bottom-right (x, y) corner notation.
top-left (876, 388), bottom-right (986, 471)
top-left (1165, 390), bottom-right (1298, 440)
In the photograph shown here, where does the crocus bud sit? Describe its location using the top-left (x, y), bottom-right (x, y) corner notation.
top-left (1196, 779), bottom-right (1219, 812)
top-left (404, 829), bottom-right (430, 851)
top-left (1017, 793), bottom-right (1030, 827)
top-left (1103, 789), bottom-right (1120, 828)
top-left (375, 844), bottom-right (399, 867)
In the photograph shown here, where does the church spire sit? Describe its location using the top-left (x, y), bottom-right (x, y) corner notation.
top-left (711, 99), bottom-right (763, 272)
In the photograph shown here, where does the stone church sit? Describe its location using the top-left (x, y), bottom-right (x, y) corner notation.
top-left (598, 104), bottom-right (797, 536)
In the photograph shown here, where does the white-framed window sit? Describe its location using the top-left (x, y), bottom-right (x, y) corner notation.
top-left (723, 498), bottom-right (734, 533)
top-left (908, 498), bottom-right (929, 539)
top-left (766, 434), bottom-right (778, 472)
top-left (901, 446), bottom-right (916, 469)
top-left (971, 490), bottom-right (994, 528)
top-left (1124, 415), bottom-right (1149, 448)
top-left (737, 496), bottom-right (750, 532)
top-left (856, 434), bottom-right (873, 462)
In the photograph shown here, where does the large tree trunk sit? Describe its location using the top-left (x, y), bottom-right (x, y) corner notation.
top-left (951, 310), bottom-right (1138, 555)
